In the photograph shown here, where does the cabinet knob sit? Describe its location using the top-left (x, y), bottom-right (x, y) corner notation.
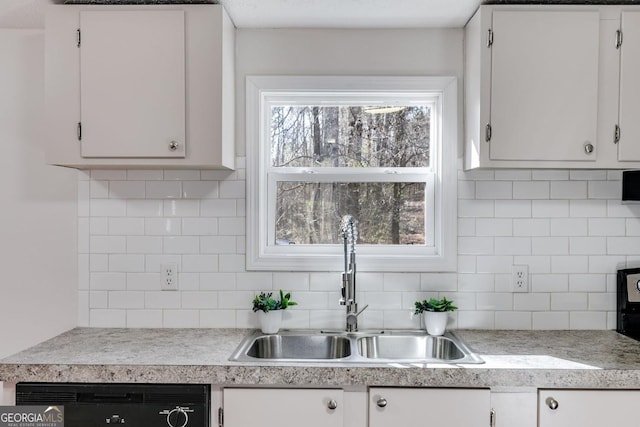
top-left (169, 141), bottom-right (179, 151)
top-left (327, 399), bottom-right (338, 410)
top-left (376, 397), bottom-right (387, 408)
top-left (546, 397), bottom-right (559, 410)
top-left (584, 143), bottom-right (594, 154)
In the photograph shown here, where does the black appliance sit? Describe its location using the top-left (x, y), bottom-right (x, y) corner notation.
top-left (16, 383), bottom-right (210, 427)
top-left (617, 267), bottom-right (640, 340)
top-left (622, 170), bottom-right (640, 202)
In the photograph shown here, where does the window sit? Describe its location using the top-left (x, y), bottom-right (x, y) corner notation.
top-left (247, 76), bottom-right (457, 272)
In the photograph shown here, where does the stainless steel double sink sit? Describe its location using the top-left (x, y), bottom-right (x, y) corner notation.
top-left (229, 329), bottom-right (484, 364)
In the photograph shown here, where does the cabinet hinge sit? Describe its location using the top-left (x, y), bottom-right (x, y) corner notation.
top-left (490, 409), bottom-right (496, 427)
top-left (485, 123), bottom-right (492, 142)
top-left (616, 29), bottom-right (623, 49)
top-left (217, 407), bottom-right (223, 427)
top-left (77, 122), bottom-right (82, 141)
top-left (487, 28), bottom-right (494, 47)
top-left (76, 28), bottom-right (81, 48)
top-left (615, 124), bottom-right (621, 144)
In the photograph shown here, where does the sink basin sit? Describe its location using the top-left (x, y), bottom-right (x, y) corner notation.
top-left (229, 330), bottom-right (484, 364)
top-left (357, 335), bottom-right (464, 361)
top-left (245, 334), bottom-right (351, 360)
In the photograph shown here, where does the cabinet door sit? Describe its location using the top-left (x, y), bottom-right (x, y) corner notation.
top-left (369, 388), bottom-right (489, 427)
top-left (539, 389), bottom-right (640, 426)
top-left (618, 11), bottom-right (640, 161)
top-left (224, 388), bottom-right (343, 427)
top-left (490, 11), bottom-right (599, 161)
top-left (79, 10), bottom-right (186, 158)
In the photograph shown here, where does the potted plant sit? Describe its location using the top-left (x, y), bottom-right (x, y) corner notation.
top-left (414, 297), bottom-right (457, 336)
top-left (252, 290), bottom-right (297, 334)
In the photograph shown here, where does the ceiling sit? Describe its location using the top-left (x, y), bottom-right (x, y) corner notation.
top-left (0, 0), bottom-right (482, 29)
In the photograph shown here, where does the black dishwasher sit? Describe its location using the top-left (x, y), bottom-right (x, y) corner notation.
top-left (16, 383), bottom-right (210, 427)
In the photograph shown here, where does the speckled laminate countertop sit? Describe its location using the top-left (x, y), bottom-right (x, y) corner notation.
top-left (2, 328), bottom-right (640, 389)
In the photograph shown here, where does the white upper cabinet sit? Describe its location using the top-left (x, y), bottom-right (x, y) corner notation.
top-left (79, 10), bottom-right (186, 158)
top-left (618, 11), bottom-right (640, 162)
top-left (45, 4), bottom-right (235, 169)
top-left (489, 11), bottom-right (599, 162)
top-left (465, 5), bottom-right (640, 169)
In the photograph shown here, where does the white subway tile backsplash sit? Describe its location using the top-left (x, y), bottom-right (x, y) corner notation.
top-left (183, 181), bottom-right (219, 199)
top-left (495, 312), bottom-right (532, 329)
top-left (495, 200), bottom-right (531, 218)
top-left (127, 170), bottom-right (163, 181)
top-left (532, 312), bottom-right (569, 329)
top-left (532, 200), bottom-right (569, 218)
top-left (569, 237), bottom-right (606, 255)
top-left (90, 217), bottom-right (108, 235)
top-left (532, 170), bottom-right (569, 181)
top-left (513, 219), bottom-right (549, 237)
top-left (146, 181), bottom-right (182, 199)
top-left (551, 181), bottom-right (587, 199)
top-left (201, 236), bottom-right (237, 254)
top-left (513, 181), bottom-right (549, 199)
top-left (569, 274), bottom-right (606, 292)
top-left (514, 293), bottom-right (550, 311)
top-left (126, 200), bottom-right (163, 217)
top-left (477, 293), bottom-right (512, 311)
top-left (476, 181), bottom-right (512, 199)
top-left (495, 237), bottom-right (531, 255)
top-left (494, 170), bottom-right (532, 181)
top-left (78, 163), bottom-right (633, 331)
top-left (163, 310), bottom-right (200, 328)
top-left (90, 180), bottom-right (109, 198)
top-left (200, 199), bottom-right (237, 217)
top-left (90, 236), bottom-right (126, 253)
top-left (164, 200), bottom-right (200, 217)
top-left (384, 273), bottom-right (420, 291)
top-left (109, 218), bottom-right (144, 236)
top-left (90, 309), bottom-right (126, 327)
top-left (109, 291), bottom-right (145, 309)
top-left (570, 311), bottom-right (607, 329)
top-left (109, 254), bottom-right (145, 272)
top-left (550, 218), bottom-right (588, 236)
top-left (219, 254), bottom-right (246, 272)
top-left (182, 218), bottom-right (219, 236)
top-left (569, 200), bottom-right (607, 218)
top-left (531, 274), bottom-right (568, 292)
top-left (91, 199), bottom-right (126, 217)
top-left (476, 218), bottom-right (512, 236)
top-left (164, 170), bottom-right (201, 181)
top-left (200, 273), bottom-right (237, 291)
top-left (126, 310), bottom-right (163, 328)
top-left (532, 237), bottom-right (568, 255)
top-left (109, 181), bottom-right (145, 199)
top-left (145, 218), bottom-right (181, 236)
top-left (182, 292), bottom-right (218, 309)
top-left (588, 181), bottom-right (621, 199)
top-left (163, 236), bottom-right (200, 254)
top-left (182, 255), bottom-right (219, 272)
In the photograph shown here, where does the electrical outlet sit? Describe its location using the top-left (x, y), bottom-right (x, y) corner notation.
top-left (512, 265), bottom-right (529, 293)
top-left (161, 262), bottom-right (178, 291)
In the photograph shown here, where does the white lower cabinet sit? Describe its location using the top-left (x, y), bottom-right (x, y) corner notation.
top-left (223, 388), bottom-right (344, 427)
top-left (539, 389), bottom-right (640, 426)
top-left (369, 388), bottom-right (490, 427)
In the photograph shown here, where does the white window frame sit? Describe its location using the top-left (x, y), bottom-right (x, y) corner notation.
top-left (246, 76), bottom-right (458, 272)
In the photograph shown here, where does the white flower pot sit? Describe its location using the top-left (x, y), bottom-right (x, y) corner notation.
top-left (258, 310), bottom-right (283, 334)
top-left (423, 311), bottom-right (448, 336)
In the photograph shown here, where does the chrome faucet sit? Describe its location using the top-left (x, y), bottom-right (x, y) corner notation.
top-left (339, 215), bottom-right (367, 332)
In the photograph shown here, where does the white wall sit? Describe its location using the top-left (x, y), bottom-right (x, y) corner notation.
top-left (78, 28), bottom-right (639, 331)
top-left (0, 30), bottom-right (77, 359)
